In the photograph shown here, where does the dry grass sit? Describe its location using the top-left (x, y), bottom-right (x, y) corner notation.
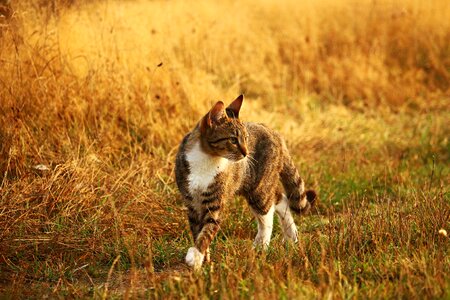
top-left (0, 0), bottom-right (449, 298)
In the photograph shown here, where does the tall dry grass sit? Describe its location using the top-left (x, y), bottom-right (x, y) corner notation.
top-left (0, 0), bottom-right (449, 298)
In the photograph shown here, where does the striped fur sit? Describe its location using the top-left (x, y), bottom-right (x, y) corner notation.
top-left (175, 95), bottom-right (316, 269)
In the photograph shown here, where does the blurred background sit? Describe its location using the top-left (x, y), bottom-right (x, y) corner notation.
top-left (0, 0), bottom-right (448, 298)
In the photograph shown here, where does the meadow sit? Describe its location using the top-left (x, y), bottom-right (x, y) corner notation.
top-left (0, 0), bottom-right (449, 298)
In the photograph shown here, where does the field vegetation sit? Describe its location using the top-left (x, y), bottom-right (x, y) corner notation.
top-left (0, 0), bottom-right (449, 298)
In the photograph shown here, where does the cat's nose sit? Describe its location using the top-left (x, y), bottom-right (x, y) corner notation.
top-left (239, 145), bottom-right (248, 157)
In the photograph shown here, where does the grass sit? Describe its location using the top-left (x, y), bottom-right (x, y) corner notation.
top-left (0, 0), bottom-right (449, 298)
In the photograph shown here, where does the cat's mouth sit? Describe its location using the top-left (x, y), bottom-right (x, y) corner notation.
top-left (226, 154), bottom-right (247, 162)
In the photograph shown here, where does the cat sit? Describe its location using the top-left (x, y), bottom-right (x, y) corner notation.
top-left (175, 95), bottom-right (316, 269)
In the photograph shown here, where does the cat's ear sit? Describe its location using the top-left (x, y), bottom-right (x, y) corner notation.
top-left (200, 101), bottom-right (226, 133)
top-left (209, 101), bottom-right (226, 124)
top-left (226, 94), bottom-right (244, 118)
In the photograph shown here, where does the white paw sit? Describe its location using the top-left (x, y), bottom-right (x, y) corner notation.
top-left (185, 247), bottom-right (204, 270)
top-left (283, 226), bottom-right (298, 243)
top-left (253, 236), bottom-right (271, 250)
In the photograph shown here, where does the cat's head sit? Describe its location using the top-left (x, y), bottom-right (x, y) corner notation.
top-left (198, 95), bottom-right (249, 161)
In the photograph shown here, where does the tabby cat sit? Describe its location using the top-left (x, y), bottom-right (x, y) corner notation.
top-left (175, 95), bottom-right (316, 269)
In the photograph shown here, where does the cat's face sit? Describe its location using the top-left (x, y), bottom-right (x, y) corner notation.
top-left (199, 95), bottom-right (249, 161)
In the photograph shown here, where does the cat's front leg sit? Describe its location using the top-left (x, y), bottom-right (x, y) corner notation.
top-left (185, 195), bottom-right (222, 270)
top-left (185, 201), bottom-right (205, 269)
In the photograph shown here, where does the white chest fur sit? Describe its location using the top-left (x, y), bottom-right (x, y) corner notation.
top-left (185, 142), bottom-right (229, 193)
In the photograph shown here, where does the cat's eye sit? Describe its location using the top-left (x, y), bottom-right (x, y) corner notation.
top-left (230, 137), bottom-right (238, 144)
top-left (209, 138), bottom-right (228, 144)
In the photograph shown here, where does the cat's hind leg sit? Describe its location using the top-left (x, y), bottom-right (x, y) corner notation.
top-left (251, 205), bottom-right (275, 249)
top-left (275, 194), bottom-right (298, 242)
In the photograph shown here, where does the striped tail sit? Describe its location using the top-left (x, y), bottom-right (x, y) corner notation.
top-left (280, 155), bottom-right (317, 214)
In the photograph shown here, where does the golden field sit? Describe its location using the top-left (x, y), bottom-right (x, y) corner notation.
top-left (0, 0), bottom-right (449, 298)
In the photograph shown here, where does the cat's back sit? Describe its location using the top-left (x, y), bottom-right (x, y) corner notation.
top-left (240, 122), bottom-right (287, 191)
top-left (244, 122), bottom-right (285, 150)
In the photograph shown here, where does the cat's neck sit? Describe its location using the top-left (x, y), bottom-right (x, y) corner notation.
top-left (186, 141), bottom-right (228, 165)
top-left (185, 141), bottom-right (229, 192)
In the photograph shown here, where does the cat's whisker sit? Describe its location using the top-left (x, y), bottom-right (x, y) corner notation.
top-left (245, 154), bottom-right (257, 171)
top-left (246, 154), bottom-right (257, 164)
top-left (245, 157), bottom-right (255, 169)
